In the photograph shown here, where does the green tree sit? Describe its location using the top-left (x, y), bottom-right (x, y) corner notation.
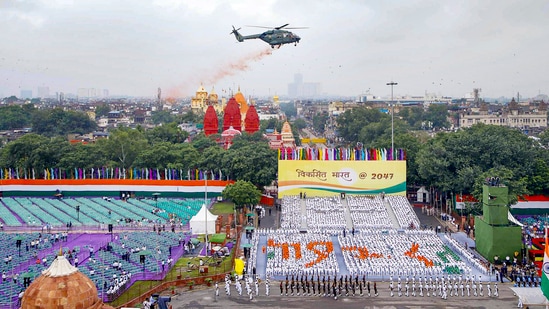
top-left (336, 107), bottom-right (392, 144)
top-left (0, 134), bottom-right (50, 169)
top-left (4, 96), bottom-right (18, 104)
top-left (416, 124), bottom-right (539, 197)
top-left (425, 104), bottom-right (450, 129)
top-left (222, 180), bottom-right (262, 212)
top-left (196, 144), bottom-right (225, 174)
top-left (312, 113), bottom-right (329, 134)
top-left (527, 158), bottom-right (549, 195)
top-left (222, 142), bottom-right (277, 187)
top-left (31, 108), bottom-right (97, 137)
top-left (0, 134), bottom-right (70, 176)
top-left (399, 106), bottom-right (425, 129)
top-left (97, 128), bottom-right (148, 168)
top-left (151, 110), bottom-right (179, 125)
top-left (133, 142), bottom-right (181, 168)
top-left (0, 105), bottom-right (34, 130)
top-left (230, 132), bottom-right (268, 149)
top-left (539, 129), bottom-right (549, 148)
top-left (279, 102), bottom-right (297, 118)
top-left (260, 118), bottom-right (282, 132)
top-left (191, 133), bottom-right (218, 151)
top-left (95, 104), bottom-right (110, 118)
top-left (181, 110), bottom-right (202, 123)
top-left (146, 122), bottom-right (189, 144)
top-left (292, 118), bottom-right (307, 130)
top-left (58, 143), bottom-right (108, 169)
top-left (393, 131), bottom-right (428, 185)
top-left (471, 167), bottom-right (529, 206)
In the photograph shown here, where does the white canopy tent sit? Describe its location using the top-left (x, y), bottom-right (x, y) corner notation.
top-left (510, 287), bottom-right (549, 307)
top-left (189, 204), bottom-right (218, 235)
top-left (508, 211), bottom-right (524, 227)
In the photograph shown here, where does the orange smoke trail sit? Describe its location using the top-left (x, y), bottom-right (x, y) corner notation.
top-left (166, 47), bottom-right (273, 99)
top-left (205, 47), bottom-right (273, 85)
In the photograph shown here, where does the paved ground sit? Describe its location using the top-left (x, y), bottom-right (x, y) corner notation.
top-left (163, 282), bottom-right (520, 309)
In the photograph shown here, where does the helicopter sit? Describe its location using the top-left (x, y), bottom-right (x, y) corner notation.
top-left (230, 24), bottom-right (306, 49)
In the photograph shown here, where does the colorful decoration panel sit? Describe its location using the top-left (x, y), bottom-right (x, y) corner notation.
top-left (278, 159), bottom-right (406, 197)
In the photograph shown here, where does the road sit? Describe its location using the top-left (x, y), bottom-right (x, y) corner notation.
top-left (301, 128), bottom-right (327, 149)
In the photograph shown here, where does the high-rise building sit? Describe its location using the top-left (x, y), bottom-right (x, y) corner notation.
top-left (77, 88), bottom-right (109, 99)
top-left (287, 73), bottom-right (321, 98)
top-left (77, 88), bottom-right (89, 98)
top-left (37, 86), bottom-right (50, 98)
top-left (20, 90), bottom-right (32, 99)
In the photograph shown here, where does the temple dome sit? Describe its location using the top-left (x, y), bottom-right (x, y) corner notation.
top-left (196, 85), bottom-right (207, 93)
top-left (221, 126), bottom-right (242, 137)
top-left (234, 88), bottom-right (249, 116)
top-left (21, 255), bottom-right (114, 309)
top-left (221, 126), bottom-right (241, 149)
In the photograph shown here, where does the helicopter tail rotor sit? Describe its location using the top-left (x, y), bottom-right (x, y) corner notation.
top-left (230, 26), bottom-right (244, 42)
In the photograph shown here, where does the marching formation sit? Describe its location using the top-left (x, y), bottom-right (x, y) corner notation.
top-left (214, 273), bottom-right (499, 301)
top-left (387, 275), bottom-right (499, 299)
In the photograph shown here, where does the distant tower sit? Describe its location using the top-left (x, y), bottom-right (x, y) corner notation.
top-left (473, 88), bottom-right (482, 105)
top-left (157, 87), bottom-right (162, 104)
top-left (273, 94), bottom-right (279, 108)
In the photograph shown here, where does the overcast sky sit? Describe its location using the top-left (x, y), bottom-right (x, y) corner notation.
top-left (1, 0), bottom-right (548, 99)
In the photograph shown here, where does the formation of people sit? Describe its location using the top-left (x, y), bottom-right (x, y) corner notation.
top-left (213, 273), bottom-right (499, 300)
top-left (218, 273), bottom-right (380, 300)
top-left (387, 275), bottom-right (498, 299)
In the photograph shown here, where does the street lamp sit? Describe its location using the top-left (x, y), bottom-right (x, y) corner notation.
top-left (386, 81), bottom-right (398, 160)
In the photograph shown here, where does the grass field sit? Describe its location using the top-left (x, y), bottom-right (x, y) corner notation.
top-left (211, 201), bottom-right (235, 215)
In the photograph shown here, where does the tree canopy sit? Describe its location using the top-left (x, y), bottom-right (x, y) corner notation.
top-left (222, 180), bottom-right (262, 211)
top-left (31, 108), bottom-right (97, 136)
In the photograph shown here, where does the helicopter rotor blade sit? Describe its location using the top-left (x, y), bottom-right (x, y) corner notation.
top-left (246, 24), bottom-right (308, 30)
top-left (245, 25), bottom-right (273, 29)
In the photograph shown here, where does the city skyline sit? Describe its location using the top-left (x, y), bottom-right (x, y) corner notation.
top-left (1, 1), bottom-right (548, 99)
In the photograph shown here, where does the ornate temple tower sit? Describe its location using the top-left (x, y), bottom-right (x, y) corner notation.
top-left (281, 121), bottom-right (296, 147)
top-left (208, 87), bottom-right (222, 113)
top-left (191, 84), bottom-right (208, 113)
top-left (223, 97), bottom-right (242, 132)
top-left (203, 105), bottom-right (219, 136)
top-left (244, 104), bottom-right (260, 134)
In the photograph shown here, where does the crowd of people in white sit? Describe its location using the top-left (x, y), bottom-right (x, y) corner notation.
top-left (339, 229), bottom-right (472, 278)
top-left (305, 196), bottom-right (346, 232)
top-left (279, 196), bottom-right (302, 229)
top-left (262, 230), bottom-right (339, 278)
top-left (347, 195), bottom-right (394, 229)
top-left (388, 196), bottom-right (421, 229)
top-left (258, 194), bottom-right (489, 282)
